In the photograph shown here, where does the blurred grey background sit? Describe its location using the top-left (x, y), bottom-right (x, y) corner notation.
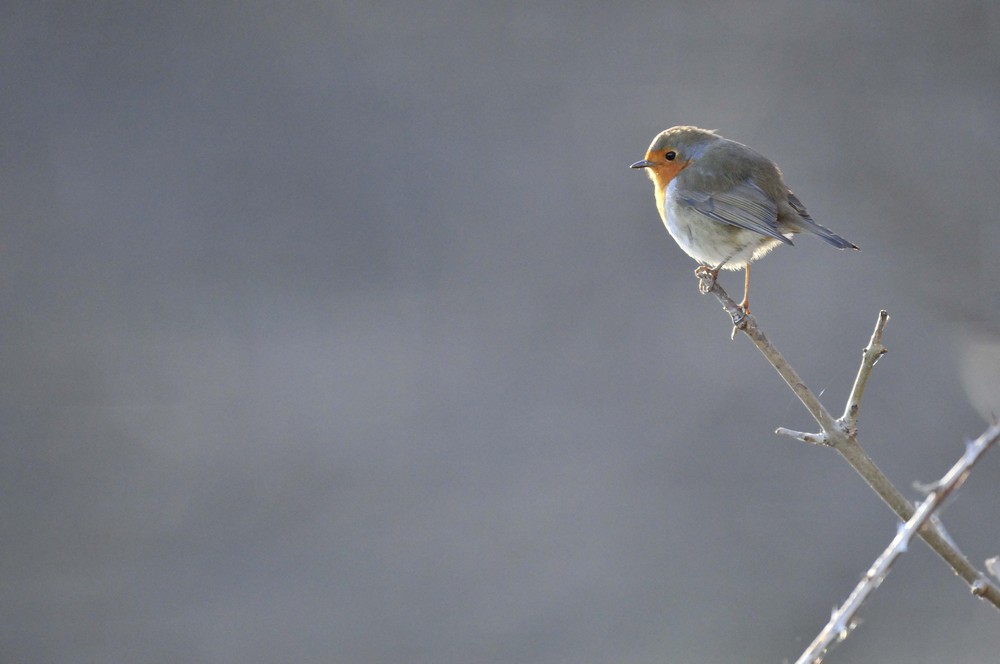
top-left (3, 2), bottom-right (999, 662)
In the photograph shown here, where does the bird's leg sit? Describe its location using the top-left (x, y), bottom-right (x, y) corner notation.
top-left (739, 264), bottom-right (751, 315)
top-left (725, 264), bottom-right (752, 340)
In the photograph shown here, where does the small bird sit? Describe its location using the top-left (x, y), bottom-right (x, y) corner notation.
top-left (631, 126), bottom-right (858, 314)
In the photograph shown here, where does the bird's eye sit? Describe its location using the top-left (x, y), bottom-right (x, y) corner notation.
top-left (665, 151), bottom-right (676, 161)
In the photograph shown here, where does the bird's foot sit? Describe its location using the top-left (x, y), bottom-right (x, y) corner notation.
top-left (694, 265), bottom-right (719, 294)
top-left (730, 309), bottom-right (748, 341)
top-left (738, 297), bottom-right (750, 318)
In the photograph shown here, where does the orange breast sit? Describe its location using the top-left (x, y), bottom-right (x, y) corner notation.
top-left (648, 159), bottom-right (689, 194)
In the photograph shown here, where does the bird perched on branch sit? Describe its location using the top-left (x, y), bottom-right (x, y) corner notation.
top-left (631, 126), bottom-right (858, 314)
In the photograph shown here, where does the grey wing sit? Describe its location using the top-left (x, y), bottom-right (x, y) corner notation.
top-left (675, 179), bottom-right (792, 245)
top-left (787, 192), bottom-right (812, 220)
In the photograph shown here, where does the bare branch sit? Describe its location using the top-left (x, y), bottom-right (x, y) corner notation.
top-left (697, 276), bottom-right (839, 433)
top-left (840, 310), bottom-right (889, 436)
top-left (796, 423), bottom-right (1000, 663)
top-left (699, 277), bottom-right (1000, 609)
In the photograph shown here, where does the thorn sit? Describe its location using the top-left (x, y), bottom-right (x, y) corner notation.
top-left (985, 557), bottom-right (999, 580)
top-left (912, 479), bottom-right (941, 494)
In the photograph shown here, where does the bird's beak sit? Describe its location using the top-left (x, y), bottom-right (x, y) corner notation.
top-left (630, 159), bottom-right (654, 169)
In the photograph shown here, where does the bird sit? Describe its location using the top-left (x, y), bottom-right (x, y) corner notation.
top-left (631, 126), bottom-right (858, 314)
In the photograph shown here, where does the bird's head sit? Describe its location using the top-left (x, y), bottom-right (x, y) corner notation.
top-left (630, 126), bottom-right (719, 190)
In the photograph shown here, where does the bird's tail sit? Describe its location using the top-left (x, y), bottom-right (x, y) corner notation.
top-left (798, 217), bottom-right (859, 250)
top-left (787, 193), bottom-right (859, 250)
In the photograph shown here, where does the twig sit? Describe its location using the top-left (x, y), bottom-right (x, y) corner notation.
top-left (796, 423), bottom-right (1000, 663)
top-left (696, 274), bottom-right (1000, 609)
top-left (697, 276), bottom-right (840, 436)
top-left (840, 310), bottom-right (889, 437)
top-left (774, 427), bottom-right (825, 445)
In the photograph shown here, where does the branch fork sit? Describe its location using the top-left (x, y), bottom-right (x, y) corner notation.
top-left (695, 276), bottom-right (1000, 613)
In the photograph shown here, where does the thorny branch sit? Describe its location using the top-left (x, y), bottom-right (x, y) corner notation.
top-left (795, 422), bottom-right (1000, 663)
top-left (696, 272), bottom-right (1000, 610)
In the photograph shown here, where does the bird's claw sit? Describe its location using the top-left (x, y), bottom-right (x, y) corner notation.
top-left (694, 265), bottom-right (719, 294)
top-left (729, 308), bottom-right (748, 340)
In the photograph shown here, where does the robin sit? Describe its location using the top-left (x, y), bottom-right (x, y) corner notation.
top-left (631, 126), bottom-right (858, 314)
